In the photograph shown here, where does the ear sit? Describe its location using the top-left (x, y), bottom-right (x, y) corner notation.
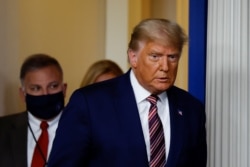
top-left (62, 83), bottom-right (67, 98)
top-left (128, 49), bottom-right (138, 68)
top-left (19, 87), bottom-right (26, 103)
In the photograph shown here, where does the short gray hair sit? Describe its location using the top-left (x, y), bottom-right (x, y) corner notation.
top-left (128, 18), bottom-right (188, 52)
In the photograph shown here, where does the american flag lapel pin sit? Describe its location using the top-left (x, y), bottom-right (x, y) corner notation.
top-left (178, 110), bottom-right (183, 116)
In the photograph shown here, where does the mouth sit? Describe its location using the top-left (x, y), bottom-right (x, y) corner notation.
top-left (157, 77), bottom-right (170, 82)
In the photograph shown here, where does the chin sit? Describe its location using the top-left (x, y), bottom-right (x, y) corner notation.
top-left (159, 82), bottom-right (172, 88)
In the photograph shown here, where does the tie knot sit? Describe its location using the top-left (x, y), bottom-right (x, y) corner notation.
top-left (40, 121), bottom-right (48, 130)
top-left (147, 94), bottom-right (158, 105)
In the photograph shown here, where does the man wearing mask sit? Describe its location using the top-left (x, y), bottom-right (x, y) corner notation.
top-left (0, 53), bottom-right (67, 167)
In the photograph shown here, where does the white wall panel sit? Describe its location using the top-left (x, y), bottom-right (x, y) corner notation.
top-left (206, 0), bottom-right (250, 166)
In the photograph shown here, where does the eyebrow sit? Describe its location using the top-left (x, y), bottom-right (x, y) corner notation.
top-left (27, 84), bottom-right (41, 87)
top-left (148, 50), bottom-right (163, 55)
top-left (48, 81), bottom-right (60, 85)
top-left (27, 81), bottom-right (60, 87)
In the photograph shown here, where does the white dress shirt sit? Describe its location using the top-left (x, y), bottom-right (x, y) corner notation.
top-left (27, 112), bottom-right (62, 167)
top-left (130, 70), bottom-right (171, 161)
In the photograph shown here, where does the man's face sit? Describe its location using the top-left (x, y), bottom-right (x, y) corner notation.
top-left (19, 66), bottom-right (67, 100)
top-left (129, 41), bottom-right (181, 94)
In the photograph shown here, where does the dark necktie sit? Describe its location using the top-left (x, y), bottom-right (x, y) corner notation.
top-left (31, 121), bottom-right (49, 167)
top-left (147, 95), bottom-right (166, 167)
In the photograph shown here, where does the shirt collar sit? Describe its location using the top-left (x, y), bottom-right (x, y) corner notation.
top-left (28, 111), bottom-right (62, 130)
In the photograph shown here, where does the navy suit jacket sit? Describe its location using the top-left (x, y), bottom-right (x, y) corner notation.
top-left (48, 70), bottom-right (206, 167)
top-left (0, 112), bottom-right (28, 167)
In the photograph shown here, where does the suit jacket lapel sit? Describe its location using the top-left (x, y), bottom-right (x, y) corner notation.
top-left (166, 87), bottom-right (185, 167)
top-left (113, 71), bottom-right (148, 165)
top-left (111, 72), bottom-right (186, 166)
top-left (9, 112), bottom-right (28, 167)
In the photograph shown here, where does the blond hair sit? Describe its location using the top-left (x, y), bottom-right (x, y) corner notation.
top-left (80, 59), bottom-right (123, 87)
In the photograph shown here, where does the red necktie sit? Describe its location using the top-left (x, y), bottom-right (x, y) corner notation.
top-left (147, 95), bottom-right (166, 167)
top-left (31, 121), bottom-right (49, 167)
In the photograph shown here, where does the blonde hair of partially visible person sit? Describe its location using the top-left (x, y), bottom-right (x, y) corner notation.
top-left (80, 59), bottom-right (123, 87)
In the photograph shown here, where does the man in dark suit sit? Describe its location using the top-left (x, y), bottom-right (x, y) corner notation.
top-left (48, 18), bottom-right (207, 167)
top-left (0, 54), bottom-right (67, 167)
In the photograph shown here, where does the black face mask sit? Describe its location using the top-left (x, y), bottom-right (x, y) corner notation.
top-left (26, 91), bottom-right (64, 120)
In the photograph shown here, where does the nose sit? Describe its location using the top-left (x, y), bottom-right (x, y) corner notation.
top-left (160, 56), bottom-right (169, 71)
top-left (42, 89), bottom-right (49, 95)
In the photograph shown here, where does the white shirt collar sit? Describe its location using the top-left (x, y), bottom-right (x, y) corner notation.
top-left (28, 111), bottom-right (62, 131)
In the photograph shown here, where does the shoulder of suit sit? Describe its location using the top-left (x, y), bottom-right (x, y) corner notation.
top-left (168, 86), bottom-right (203, 104)
top-left (0, 111), bottom-right (27, 125)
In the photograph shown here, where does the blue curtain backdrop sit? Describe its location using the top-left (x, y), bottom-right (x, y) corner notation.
top-left (188, 0), bottom-right (208, 104)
